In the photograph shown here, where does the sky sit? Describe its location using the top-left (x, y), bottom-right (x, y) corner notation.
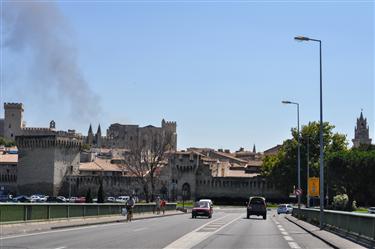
top-left (1, 0), bottom-right (374, 152)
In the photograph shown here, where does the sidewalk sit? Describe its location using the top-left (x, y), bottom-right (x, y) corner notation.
top-left (285, 215), bottom-right (371, 249)
top-left (0, 210), bottom-right (185, 237)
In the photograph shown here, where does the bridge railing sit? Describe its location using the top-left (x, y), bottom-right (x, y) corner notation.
top-left (0, 202), bottom-right (177, 224)
top-left (292, 207), bottom-right (375, 242)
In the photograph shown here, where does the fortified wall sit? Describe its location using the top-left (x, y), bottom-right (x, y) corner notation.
top-left (16, 134), bottom-right (81, 196)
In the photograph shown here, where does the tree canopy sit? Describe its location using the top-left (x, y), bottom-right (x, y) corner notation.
top-left (261, 121), bottom-right (348, 196)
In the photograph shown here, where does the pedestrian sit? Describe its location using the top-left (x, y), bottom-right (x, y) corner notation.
top-left (126, 195), bottom-right (135, 222)
top-left (155, 196), bottom-right (161, 215)
top-left (161, 199), bottom-right (166, 215)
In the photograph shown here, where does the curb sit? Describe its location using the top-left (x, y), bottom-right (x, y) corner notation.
top-left (285, 216), bottom-right (340, 249)
top-left (51, 211), bottom-right (187, 230)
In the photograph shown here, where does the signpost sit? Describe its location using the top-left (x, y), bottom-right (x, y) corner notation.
top-left (308, 177), bottom-right (320, 197)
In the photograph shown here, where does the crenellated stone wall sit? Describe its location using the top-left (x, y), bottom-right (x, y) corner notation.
top-left (16, 135), bottom-right (82, 196)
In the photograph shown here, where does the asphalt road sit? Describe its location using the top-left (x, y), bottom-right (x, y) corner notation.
top-left (1, 207), bottom-right (332, 249)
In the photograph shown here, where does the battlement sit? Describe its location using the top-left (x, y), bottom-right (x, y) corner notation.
top-left (16, 135), bottom-right (82, 149)
top-left (161, 119), bottom-right (177, 129)
top-left (4, 103), bottom-right (24, 110)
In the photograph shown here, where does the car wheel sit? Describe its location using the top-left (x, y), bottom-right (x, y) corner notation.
top-left (263, 215), bottom-right (267, 220)
top-left (192, 215), bottom-right (195, 219)
top-left (247, 214), bottom-right (250, 219)
top-left (208, 214), bottom-right (212, 219)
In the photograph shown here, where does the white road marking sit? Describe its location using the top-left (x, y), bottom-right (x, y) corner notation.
top-left (281, 231), bottom-right (289, 236)
top-left (133, 227), bottom-right (147, 232)
top-left (54, 247), bottom-right (66, 249)
top-left (279, 228), bottom-right (286, 232)
top-left (284, 236), bottom-right (293, 241)
top-left (288, 242), bottom-right (301, 249)
top-left (163, 214), bottom-right (241, 249)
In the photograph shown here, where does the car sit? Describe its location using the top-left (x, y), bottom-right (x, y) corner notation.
top-left (46, 196), bottom-right (66, 203)
top-left (192, 201), bottom-right (213, 219)
top-left (368, 207), bottom-right (375, 214)
top-left (277, 204), bottom-right (293, 214)
top-left (12, 195), bottom-right (31, 203)
top-left (57, 196), bottom-right (67, 202)
top-left (30, 194), bottom-right (47, 203)
top-left (116, 196), bottom-right (130, 203)
top-left (75, 196), bottom-right (86, 203)
top-left (69, 197), bottom-right (77, 203)
top-left (247, 196), bottom-right (267, 219)
top-left (0, 194), bottom-right (13, 202)
top-left (106, 196), bottom-right (116, 203)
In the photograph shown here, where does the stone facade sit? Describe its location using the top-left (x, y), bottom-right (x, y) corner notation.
top-left (3, 103), bottom-right (25, 140)
top-left (16, 134), bottom-right (81, 196)
top-left (86, 119), bottom-right (177, 151)
top-left (352, 111), bottom-right (372, 148)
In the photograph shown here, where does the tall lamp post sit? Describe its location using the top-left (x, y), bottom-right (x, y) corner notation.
top-left (294, 35), bottom-right (324, 229)
top-left (282, 100), bottom-right (301, 210)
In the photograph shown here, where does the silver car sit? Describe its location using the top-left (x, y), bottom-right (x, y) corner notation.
top-left (368, 207), bottom-right (375, 214)
top-left (277, 204), bottom-right (293, 214)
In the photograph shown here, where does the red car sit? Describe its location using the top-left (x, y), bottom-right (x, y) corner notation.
top-left (192, 201), bottom-right (213, 218)
top-left (75, 196), bottom-right (86, 203)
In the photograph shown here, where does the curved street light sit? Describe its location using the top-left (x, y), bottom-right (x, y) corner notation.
top-left (294, 35), bottom-right (324, 229)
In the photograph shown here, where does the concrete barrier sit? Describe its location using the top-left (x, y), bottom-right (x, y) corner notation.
top-left (0, 202), bottom-right (177, 223)
top-left (292, 207), bottom-right (375, 242)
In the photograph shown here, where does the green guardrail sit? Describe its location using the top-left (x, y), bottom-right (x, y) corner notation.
top-left (0, 202), bottom-right (177, 224)
top-left (292, 207), bottom-right (375, 242)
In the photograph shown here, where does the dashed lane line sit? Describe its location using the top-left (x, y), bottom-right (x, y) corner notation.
top-left (272, 217), bottom-right (302, 249)
top-left (288, 242), bottom-right (302, 249)
top-left (163, 214), bottom-right (242, 249)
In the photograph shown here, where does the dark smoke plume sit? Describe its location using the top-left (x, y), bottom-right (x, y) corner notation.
top-left (3, 2), bottom-right (100, 122)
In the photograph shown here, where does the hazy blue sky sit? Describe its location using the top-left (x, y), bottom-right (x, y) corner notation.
top-left (2, 1), bottom-right (374, 151)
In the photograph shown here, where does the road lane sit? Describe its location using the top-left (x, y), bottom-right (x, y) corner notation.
top-left (1, 212), bottom-right (226, 249)
top-left (1, 208), bottom-right (333, 249)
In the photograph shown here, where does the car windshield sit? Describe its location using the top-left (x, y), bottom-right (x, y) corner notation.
top-left (278, 204), bottom-right (287, 208)
top-left (195, 202), bottom-right (209, 208)
top-left (250, 198), bottom-right (264, 205)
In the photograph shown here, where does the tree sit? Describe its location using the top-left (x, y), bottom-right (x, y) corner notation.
top-left (97, 181), bottom-right (104, 203)
top-left (327, 149), bottom-right (375, 207)
top-left (261, 121), bottom-right (347, 197)
top-left (85, 188), bottom-right (93, 203)
top-left (0, 136), bottom-right (16, 147)
top-left (122, 130), bottom-right (174, 202)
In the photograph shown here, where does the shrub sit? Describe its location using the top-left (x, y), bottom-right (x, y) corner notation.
top-left (332, 194), bottom-right (348, 211)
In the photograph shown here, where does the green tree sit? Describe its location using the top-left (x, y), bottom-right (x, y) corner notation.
top-left (261, 122), bottom-right (347, 197)
top-left (97, 181), bottom-right (105, 203)
top-left (85, 188), bottom-right (93, 203)
top-left (327, 149), bottom-right (375, 207)
top-left (0, 136), bottom-right (16, 147)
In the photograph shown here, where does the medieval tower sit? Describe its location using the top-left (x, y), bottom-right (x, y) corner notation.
top-left (4, 103), bottom-right (24, 141)
top-left (352, 111), bottom-right (372, 148)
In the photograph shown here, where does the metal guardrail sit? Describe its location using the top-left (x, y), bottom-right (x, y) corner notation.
top-left (292, 207), bottom-right (375, 242)
top-left (0, 203), bottom-right (177, 223)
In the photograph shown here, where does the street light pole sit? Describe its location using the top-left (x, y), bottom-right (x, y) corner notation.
top-left (306, 137), bottom-right (310, 208)
top-left (295, 36), bottom-right (324, 229)
top-left (282, 101), bottom-right (301, 210)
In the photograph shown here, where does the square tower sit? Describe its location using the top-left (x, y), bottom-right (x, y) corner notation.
top-left (4, 103), bottom-right (24, 141)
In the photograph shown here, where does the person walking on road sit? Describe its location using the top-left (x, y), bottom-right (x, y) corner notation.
top-left (126, 195), bottom-right (135, 222)
top-left (155, 196), bottom-right (161, 215)
top-left (161, 199), bottom-right (166, 215)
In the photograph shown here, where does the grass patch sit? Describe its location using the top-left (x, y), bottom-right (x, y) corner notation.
top-left (266, 203), bottom-right (279, 208)
top-left (354, 207), bottom-right (369, 213)
top-left (176, 200), bottom-right (194, 207)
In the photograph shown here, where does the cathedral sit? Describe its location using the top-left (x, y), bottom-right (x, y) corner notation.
top-left (352, 111), bottom-right (372, 148)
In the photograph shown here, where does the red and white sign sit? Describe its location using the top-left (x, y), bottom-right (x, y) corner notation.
top-left (295, 188), bottom-right (302, 196)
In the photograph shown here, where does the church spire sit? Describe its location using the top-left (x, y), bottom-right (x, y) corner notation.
top-left (88, 124), bottom-right (93, 134)
top-left (97, 124), bottom-right (101, 135)
top-left (252, 144), bottom-right (256, 153)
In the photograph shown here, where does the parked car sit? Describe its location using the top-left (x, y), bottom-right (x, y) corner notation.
top-left (192, 201), bottom-right (213, 218)
top-left (12, 195), bottom-right (31, 202)
top-left (30, 194), bottom-right (47, 203)
top-left (116, 196), bottom-right (129, 203)
top-left (247, 196), bottom-right (267, 219)
top-left (46, 196), bottom-right (65, 203)
top-left (57, 196), bottom-right (67, 202)
top-left (69, 197), bottom-right (77, 203)
top-left (277, 204), bottom-right (293, 214)
top-left (75, 197), bottom-right (86, 203)
top-left (106, 197), bottom-right (116, 203)
top-left (0, 194), bottom-right (13, 202)
top-left (368, 207), bottom-right (375, 214)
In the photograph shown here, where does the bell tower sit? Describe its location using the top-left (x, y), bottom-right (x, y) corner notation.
top-left (352, 111), bottom-right (372, 148)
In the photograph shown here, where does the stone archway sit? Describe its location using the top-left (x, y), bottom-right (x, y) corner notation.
top-left (182, 183), bottom-right (191, 200)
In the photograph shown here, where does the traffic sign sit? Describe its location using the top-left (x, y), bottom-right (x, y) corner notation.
top-left (295, 188), bottom-right (302, 196)
top-left (308, 177), bottom-right (319, 197)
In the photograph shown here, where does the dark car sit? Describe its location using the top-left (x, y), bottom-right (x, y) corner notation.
top-left (46, 196), bottom-right (65, 203)
top-left (192, 201), bottom-right (213, 218)
top-left (0, 195), bottom-right (13, 202)
top-left (247, 196), bottom-right (267, 219)
top-left (12, 195), bottom-right (31, 203)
